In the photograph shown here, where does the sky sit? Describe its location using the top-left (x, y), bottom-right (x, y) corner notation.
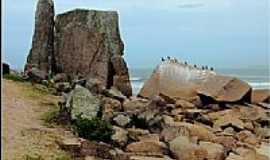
top-left (2, 0), bottom-right (269, 70)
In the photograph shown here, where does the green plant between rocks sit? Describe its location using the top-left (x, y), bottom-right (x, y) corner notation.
top-left (3, 73), bottom-right (24, 82)
top-left (73, 115), bottom-right (113, 143)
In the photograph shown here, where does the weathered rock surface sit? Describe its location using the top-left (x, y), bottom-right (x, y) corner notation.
top-left (66, 85), bottom-right (100, 120)
top-left (26, 67), bottom-right (48, 82)
top-left (26, 0), bottom-right (54, 74)
top-left (126, 140), bottom-right (168, 156)
top-left (169, 136), bottom-right (207, 160)
top-left (252, 89), bottom-right (270, 104)
top-left (198, 75), bottom-right (251, 103)
top-left (139, 61), bottom-right (252, 103)
top-left (112, 126), bottom-right (128, 147)
top-left (113, 114), bottom-right (131, 127)
top-left (199, 141), bottom-right (225, 160)
top-left (54, 9), bottom-right (132, 96)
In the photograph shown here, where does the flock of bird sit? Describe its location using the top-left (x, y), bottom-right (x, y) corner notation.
top-left (161, 56), bottom-right (214, 71)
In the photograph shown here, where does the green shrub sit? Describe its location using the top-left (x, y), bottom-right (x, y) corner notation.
top-left (73, 115), bottom-right (113, 142)
top-left (3, 73), bottom-right (24, 82)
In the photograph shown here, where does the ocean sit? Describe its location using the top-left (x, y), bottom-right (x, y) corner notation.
top-left (130, 67), bottom-right (270, 95)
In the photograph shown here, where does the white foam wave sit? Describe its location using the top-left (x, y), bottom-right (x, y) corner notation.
top-left (248, 82), bottom-right (270, 88)
top-left (130, 77), bottom-right (143, 81)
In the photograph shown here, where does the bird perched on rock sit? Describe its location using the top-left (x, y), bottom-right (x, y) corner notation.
top-left (210, 67), bottom-right (214, 71)
top-left (167, 56), bottom-right (171, 60)
top-left (184, 61), bottom-right (188, 65)
top-left (161, 57), bottom-right (165, 62)
top-left (205, 66), bottom-right (208, 70)
top-left (202, 66), bottom-right (205, 70)
top-left (194, 64), bottom-right (197, 68)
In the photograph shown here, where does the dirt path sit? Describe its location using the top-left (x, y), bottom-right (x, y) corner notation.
top-left (2, 80), bottom-right (73, 160)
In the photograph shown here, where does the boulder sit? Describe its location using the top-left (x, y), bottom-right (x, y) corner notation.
top-left (112, 126), bottom-right (128, 147)
top-left (161, 122), bottom-right (215, 142)
top-left (213, 136), bottom-right (237, 151)
top-left (175, 99), bottom-right (195, 109)
top-left (101, 97), bottom-right (121, 122)
top-left (213, 115), bottom-right (244, 131)
top-left (66, 85), bottom-right (100, 120)
top-left (57, 137), bottom-right (82, 152)
top-left (197, 75), bottom-right (252, 103)
top-left (54, 9), bottom-right (132, 96)
top-left (2, 63), bottom-right (10, 75)
top-left (138, 62), bottom-right (251, 103)
top-left (126, 140), bottom-right (168, 156)
top-left (27, 67), bottom-right (48, 81)
top-left (123, 98), bottom-right (149, 115)
top-left (127, 128), bottom-right (150, 141)
top-left (199, 141), bottom-right (225, 160)
top-left (25, 0), bottom-right (54, 74)
top-left (169, 136), bottom-right (208, 160)
top-left (103, 87), bottom-right (127, 101)
top-left (252, 89), bottom-right (270, 104)
top-left (138, 61), bottom-right (216, 99)
top-left (113, 114), bottom-right (131, 127)
top-left (80, 140), bottom-right (113, 159)
top-left (53, 73), bottom-right (68, 82)
top-left (236, 130), bottom-right (258, 146)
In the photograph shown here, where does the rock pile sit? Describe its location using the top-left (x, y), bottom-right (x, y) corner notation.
top-left (57, 82), bottom-right (269, 160)
top-left (25, 0), bottom-right (132, 97)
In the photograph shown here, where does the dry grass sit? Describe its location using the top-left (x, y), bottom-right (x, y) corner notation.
top-left (2, 80), bottom-right (73, 160)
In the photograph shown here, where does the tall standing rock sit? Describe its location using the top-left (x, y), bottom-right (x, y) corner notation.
top-left (54, 9), bottom-right (132, 96)
top-left (26, 0), bottom-right (55, 74)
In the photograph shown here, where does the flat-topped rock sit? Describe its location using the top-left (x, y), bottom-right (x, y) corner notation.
top-left (139, 61), bottom-right (252, 103)
top-left (54, 9), bottom-right (132, 96)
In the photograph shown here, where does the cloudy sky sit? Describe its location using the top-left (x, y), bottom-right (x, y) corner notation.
top-left (3, 0), bottom-right (269, 70)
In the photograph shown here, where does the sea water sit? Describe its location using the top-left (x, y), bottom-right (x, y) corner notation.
top-left (130, 67), bottom-right (270, 95)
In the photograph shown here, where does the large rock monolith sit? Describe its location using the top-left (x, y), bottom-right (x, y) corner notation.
top-left (54, 9), bottom-right (132, 96)
top-left (26, 0), bottom-right (55, 74)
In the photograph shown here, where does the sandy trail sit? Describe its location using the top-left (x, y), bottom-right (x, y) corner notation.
top-left (2, 80), bottom-right (72, 160)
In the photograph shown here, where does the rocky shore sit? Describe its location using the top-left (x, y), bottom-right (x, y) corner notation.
top-left (6, 0), bottom-right (270, 159)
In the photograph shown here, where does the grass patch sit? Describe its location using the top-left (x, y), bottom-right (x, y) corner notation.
top-left (3, 73), bottom-right (24, 82)
top-left (23, 154), bottom-right (72, 160)
top-left (24, 154), bottom-right (44, 160)
top-left (41, 107), bottom-right (60, 127)
top-left (73, 115), bottom-right (113, 143)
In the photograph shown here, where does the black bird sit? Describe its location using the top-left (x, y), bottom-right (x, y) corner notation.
top-left (161, 57), bottom-right (165, 62)
top-left (210, 67), bottom-right (214, 71)
top-left (194, 64), bottom-right (197, 68)
top-left (205, 66), bottom-right (208, 70)
top-left (184, 61), bottom-right (188, 65)
top-left (167, 56), bottom-right (171, 60)
top-left (202, 66), bottom-right (205, 70)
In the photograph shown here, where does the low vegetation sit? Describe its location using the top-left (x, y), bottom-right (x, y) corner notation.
top-left (73, 115), bottom-right (113, 142)
top-left (3, 73), bottom-right (24, 82)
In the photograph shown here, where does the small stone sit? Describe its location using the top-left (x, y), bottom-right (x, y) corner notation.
top-left (57, 137), bottom-right (82, 152)
top-left (175, 99), bottom-right (195, 109)
top-left (112, 126), bottom-right (128, 147)
top-left (128, 128), bottom-right (150, 141)
top-left (113, 114), bottom-right (131, 127)
top-left (126, 140), bottom-right (168, 156)
top-left (199, 141), bottom-right (225, 160)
